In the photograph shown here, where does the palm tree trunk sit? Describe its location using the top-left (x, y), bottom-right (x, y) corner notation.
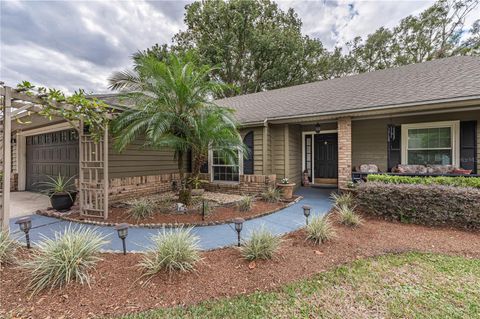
top-left (177, 151), bottom-right (191, 205)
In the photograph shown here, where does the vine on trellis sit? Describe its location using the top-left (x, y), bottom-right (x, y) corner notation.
top-left (16, 81), bottom-right (110, 141)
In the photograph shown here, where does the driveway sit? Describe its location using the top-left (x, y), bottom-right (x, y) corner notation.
top-left (10, 187), bottom-right (334, 251)
top-left (10, 191), bottom-right (50, 218)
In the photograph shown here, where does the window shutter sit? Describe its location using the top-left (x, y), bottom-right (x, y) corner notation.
top-left (460, 121), bottom-right (477, 172)
top-left (243, 131), bottom-right (254, 175)
top-left (387, 125), bottom-right (401, 172)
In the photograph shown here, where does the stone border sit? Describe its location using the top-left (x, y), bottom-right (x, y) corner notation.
top-left (36, 196), bottom-right (303, 229)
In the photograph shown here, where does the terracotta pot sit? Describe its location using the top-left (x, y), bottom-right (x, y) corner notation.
top-left (277, 183), bottom-right (295, 199)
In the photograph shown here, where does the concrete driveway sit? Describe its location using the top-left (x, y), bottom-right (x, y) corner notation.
top-left (10, 191), bottom-right (50, 218)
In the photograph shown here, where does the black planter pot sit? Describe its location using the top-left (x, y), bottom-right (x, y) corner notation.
top-left (50, 192), bottom-right (77, 211)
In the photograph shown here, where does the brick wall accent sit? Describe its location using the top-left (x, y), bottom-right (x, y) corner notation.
top-left (109, 173), bottom-right (181, 201)
top-left (200, 174), bottom-right (277, 195)
top-left (338, 117), bottom-right (352, 189)
top-left (0, 173), bottom-right (17, 191)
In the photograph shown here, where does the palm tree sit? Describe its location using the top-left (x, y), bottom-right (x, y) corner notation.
top-left (108, 52), bottom-right (244, 202)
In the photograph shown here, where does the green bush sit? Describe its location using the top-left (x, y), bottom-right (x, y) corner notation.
top-left (140, 228), bottom-right (201, 275)
top-left (241, 227), bottom-right (281, 261)
top-left (22, 226), bottom-right (107, 295)
top-left (305, 215), bottom-right (336, 244)
top-left (261, 187), bottom-right (281, 203)
top-left (367, 174), bottom-right (480, 189)
top-left (0, 229), bottom-right (17, 266)
top-left (237, 196), bottom-right (254, 212)
top-left (336, 204), bottom-right (362, 227)
top-left (129, 199), bottom-right (156, 220)
top-left (355, 182), bottom-right (480, 228)
top-left (330, 192), bottom-right (354, 207)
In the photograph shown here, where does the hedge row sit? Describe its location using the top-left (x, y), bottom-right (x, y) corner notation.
top-left (367, 174), bottom-right (480, 189)
top-left (355, 182), bottom-right (480, 229)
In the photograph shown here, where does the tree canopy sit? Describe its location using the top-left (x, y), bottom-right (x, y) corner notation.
top-left (138, 0), bottom-right (479, 97)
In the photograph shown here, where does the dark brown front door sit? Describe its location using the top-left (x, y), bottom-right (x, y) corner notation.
top-left (314, 133), bottom-right (338, 179)
top-left (26, 129), bottom-right (79, 192)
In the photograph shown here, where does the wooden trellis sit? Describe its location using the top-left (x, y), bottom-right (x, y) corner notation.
top-left (79, 121), bottom-right (109, 218)
top-left (0, 85), bottom-right (110, 228)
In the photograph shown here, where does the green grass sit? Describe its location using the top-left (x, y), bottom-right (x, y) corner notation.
top-left (120, 253), bottom-right (480, 319)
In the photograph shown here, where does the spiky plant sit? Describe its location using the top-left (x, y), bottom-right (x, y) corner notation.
top-left (336, 204), bottom-right (363, 227)
top-left (330, 192), bottom-right (354, 207)
top-left (0, 229), bottom-right (18, 266)
top-left (128, 199), bottom-right (156, 220)
top-left (240, 227), bottom-right (281, 261)
top-left (305, 215), bottom-right (336, 244)
top-left (22, 226), bottom-right (108, 295)
top-left (261, 187), bottom-right (281, 203)
top-left (237, 196), bottom-right (254, 212)
top-left (139, 228), bottom-right (201, 276)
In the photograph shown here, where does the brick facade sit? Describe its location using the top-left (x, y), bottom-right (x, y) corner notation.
top-left (337, 117), bottom-right (352, 189)
top-left (201, 174), bottom-right (277, 195)
top-left (109, 173), bottom-right (181, 201)
top-left (0, 173), bottom-right (17, 191)
top-left (108, 173), bottom-right (276, 202)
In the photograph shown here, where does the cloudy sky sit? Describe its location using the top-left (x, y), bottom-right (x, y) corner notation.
top-left (1, 0), bottom-right (478, 93)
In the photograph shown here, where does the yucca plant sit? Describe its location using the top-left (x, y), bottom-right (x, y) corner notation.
top-left (305, 215), bottom-right (336, 244)
top-left (128, 198), bottom-right (156, 220)
top-left (261, 187), bottom-right (281, 203)
top-left (37, 174), bottom-right (76, 197)
top-left (22, 226), bottom-right (108, 295)
top-left (0, 229), bottom-right (18, 267)
top-left (237, 196), bottom-right (254, 212)
top-left (241, 227), bottom-right (281, 261)
top-left (330, 192), bottom-right (354, 207)
top-left (139, 228), bottom-right (201, 276)
top-left (336, 203), bottom-right (363, 227)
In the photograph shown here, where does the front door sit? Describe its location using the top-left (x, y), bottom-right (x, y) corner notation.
top-left (314, 133), bottom-right (338, 180)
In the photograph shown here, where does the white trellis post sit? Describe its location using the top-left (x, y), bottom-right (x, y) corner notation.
top-left (1, 86), bottom-right (12, 230)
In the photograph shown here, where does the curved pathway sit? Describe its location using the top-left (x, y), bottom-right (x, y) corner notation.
top-left (9, 187), bottom-right (334, 252)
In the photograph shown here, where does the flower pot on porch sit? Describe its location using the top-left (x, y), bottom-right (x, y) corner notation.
top-left (277, 183), bottom-right (295, 200)
top-left (50, 191), bottom-right (77, 211)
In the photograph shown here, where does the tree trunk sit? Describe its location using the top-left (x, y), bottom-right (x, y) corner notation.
top-left (177, 151), bottom-right (191, 205)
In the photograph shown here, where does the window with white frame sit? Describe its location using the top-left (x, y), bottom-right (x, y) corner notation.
top-left (402, 121), bottom-right (460, 166)
top-left (210, 149), bottom-right (241, 182)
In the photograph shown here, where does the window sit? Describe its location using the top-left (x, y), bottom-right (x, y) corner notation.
top-left (211, 149), bottom-right (241, 182)
top-left (304, 135), bottom-right (312, 180)
top-left (243, 131), bottom-right (254, 175)
top-left (402, 121), bottom-right (460, 166)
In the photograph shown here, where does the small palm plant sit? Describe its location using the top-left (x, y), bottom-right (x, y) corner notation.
top-left (330, 192), bottom-right (354, 207)
top-left (0, 229), bottom-right (18, 267)
top-left (37, 174), bottom-right (76, 197)
top-left (128, 199), bottom-right (156, 220)
top-left (261, 187), bottom-right (281, 203)
top-left (336, 204), bottom-right (363, 227)
top-left (237, 196), bottom-right (254, 212)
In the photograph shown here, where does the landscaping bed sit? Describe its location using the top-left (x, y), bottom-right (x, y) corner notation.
top-left (2, 216), bottom-right (479, 319)
top-left (38, 191), bottom-right (299, 227)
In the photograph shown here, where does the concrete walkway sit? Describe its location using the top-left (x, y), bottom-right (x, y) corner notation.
top-left (9, 187), bottom-right (334, 252)
top-left (10, 191), bottom-right (51, 218)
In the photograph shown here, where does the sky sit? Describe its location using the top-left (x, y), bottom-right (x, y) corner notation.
top-left (0, 0), bottom-right (478, 94)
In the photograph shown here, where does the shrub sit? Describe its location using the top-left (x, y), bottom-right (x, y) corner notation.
top-left (241, 227), bottom-right (281, 261)
top-left (237, 196), bottom-right (254, 212)
top-left (261, 187), bottom-right (281, 203)
top-left (305, 215), bottom-right (336, 244)
top-left (330, 192), bottom-right (354, 207)
top-left (336, 204), bottom-right (362, 227)
top-left (355, 182), bottom-right (480, 229)
top-left (367, 174), bottom-right (480, 189)
top-left (22, 226), bottom-right (107, 295)
top-left (0, 229), bottom-right (17, 266)
top-left (140, 228), bottom-right (201, 275)
top-left (129, 199), bottom-right (156, 220)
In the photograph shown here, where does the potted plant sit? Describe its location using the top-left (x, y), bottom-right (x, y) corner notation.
top-left (38, 174), bottom-right (77, 211)
top-left (188, 176), bottom-right (208, 196)
top-left (277, 177), bottom-right (296, 200)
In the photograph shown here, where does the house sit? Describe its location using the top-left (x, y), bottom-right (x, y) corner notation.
top-left (2, 56), bottom-right (480, 214)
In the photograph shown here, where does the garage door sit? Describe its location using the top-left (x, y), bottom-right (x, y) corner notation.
top-left (26, 129), bottom-right (79, 192)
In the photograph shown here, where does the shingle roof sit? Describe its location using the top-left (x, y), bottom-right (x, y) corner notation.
top-left (215, 56), bottom-right (480, 124)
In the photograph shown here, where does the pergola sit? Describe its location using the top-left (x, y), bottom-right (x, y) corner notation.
top-left (1, 84), bottom-right (109, 230)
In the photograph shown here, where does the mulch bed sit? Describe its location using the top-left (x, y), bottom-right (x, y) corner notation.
top-left (47, 200), bottom-right (292, 227)
top-left (1, 216), bottom-right (479, 319)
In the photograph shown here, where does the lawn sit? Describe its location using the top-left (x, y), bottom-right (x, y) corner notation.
top-left (122, 253), bottom-right (480, 319)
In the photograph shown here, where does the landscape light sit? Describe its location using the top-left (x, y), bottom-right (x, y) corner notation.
top-left (302, 205), bottom-right (312, 225)
top-left (114, 223), bottom-right (129, 255)
top-left (233, 218), bottom-right (244, 247)
top-left (15, 216), bottom-right (32, 249)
